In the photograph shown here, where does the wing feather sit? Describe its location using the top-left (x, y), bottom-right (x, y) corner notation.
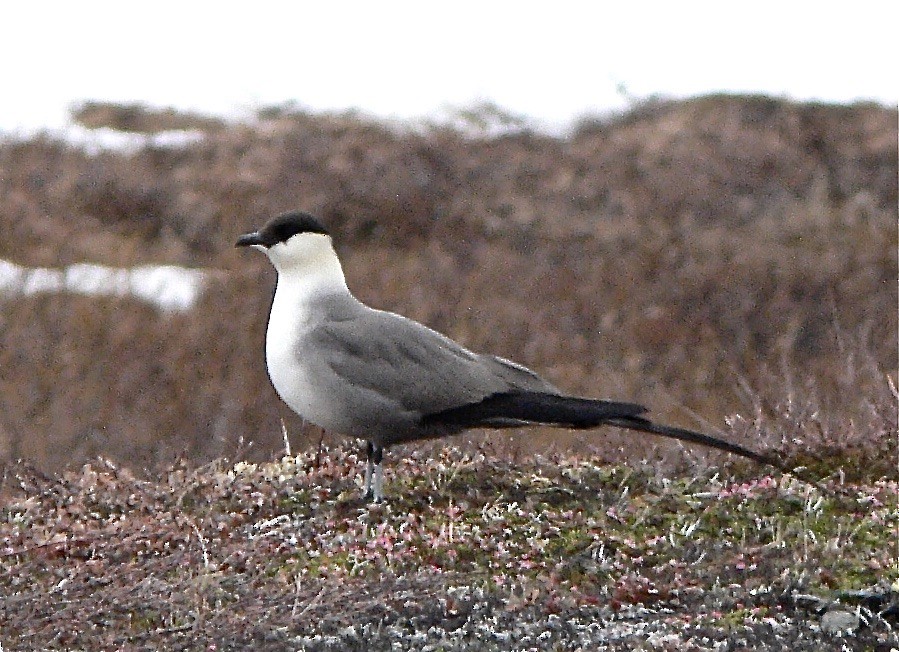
top-left (309, 308), bottom-right (554, 416)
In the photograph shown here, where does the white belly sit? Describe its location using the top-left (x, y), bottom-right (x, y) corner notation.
top-left (266, 335), bottom-right (312, 418)
top-left (266, 322), bottom-right (331, 431)
top-left (264, 281), bottom-right (356, 434)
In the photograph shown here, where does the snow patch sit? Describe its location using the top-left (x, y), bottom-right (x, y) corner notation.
top-left (1, 124), bottom-right (205, 155)
top-left (0, 259), bottom-right (209, 312)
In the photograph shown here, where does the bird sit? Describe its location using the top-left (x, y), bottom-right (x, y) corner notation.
top-left (236, 211), bottom-right (786, 502)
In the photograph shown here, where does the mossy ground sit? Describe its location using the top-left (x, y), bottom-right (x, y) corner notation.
top-left (1, 444), bottom-right (895, 650)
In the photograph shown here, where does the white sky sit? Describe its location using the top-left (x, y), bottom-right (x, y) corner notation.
top-left (3, 1), bottom-right (896, 132)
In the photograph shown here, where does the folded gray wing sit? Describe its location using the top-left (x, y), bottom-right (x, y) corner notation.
top-left (309, 307), bottom-right (558, 417)
top-left (480, 353), bottom-right (562, 394)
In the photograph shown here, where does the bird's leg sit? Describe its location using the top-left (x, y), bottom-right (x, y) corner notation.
top-left (362, 440), bottom-right (375, 500)
top-left (372, 444), bottom-right (384, 503)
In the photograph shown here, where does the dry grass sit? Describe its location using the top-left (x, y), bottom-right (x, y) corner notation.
top-left (0, 95), bottom-right (895, 479)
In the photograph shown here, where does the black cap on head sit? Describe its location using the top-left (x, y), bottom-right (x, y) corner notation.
top-left (236, 211), bottom-right (329, 248)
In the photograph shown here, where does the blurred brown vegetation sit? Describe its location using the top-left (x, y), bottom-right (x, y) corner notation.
top-left (0, 95), bottom-right (895, 476)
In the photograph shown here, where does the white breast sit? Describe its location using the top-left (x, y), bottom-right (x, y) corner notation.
top-left (264, 280), bottom-right (328, 428)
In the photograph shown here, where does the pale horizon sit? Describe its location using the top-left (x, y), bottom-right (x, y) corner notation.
top-left (3, 1), bottom-right (895, 134)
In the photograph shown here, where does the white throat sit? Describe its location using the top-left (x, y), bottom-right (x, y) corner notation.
top-left (264, 232), bottom-right (348, 362)
top-left (264, 233), bottom-right (349, 307)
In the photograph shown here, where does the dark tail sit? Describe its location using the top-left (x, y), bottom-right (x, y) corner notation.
top-left (424, 391), bottom-right (828, 492)
top-left (603, 415), bottom-right (831, 494)
top-left (423, 391), bottom-right (648, 430)
top-left (604, 416), bottom-right (774, 466)
top-left (424, 391), bottom-right (775, 468)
